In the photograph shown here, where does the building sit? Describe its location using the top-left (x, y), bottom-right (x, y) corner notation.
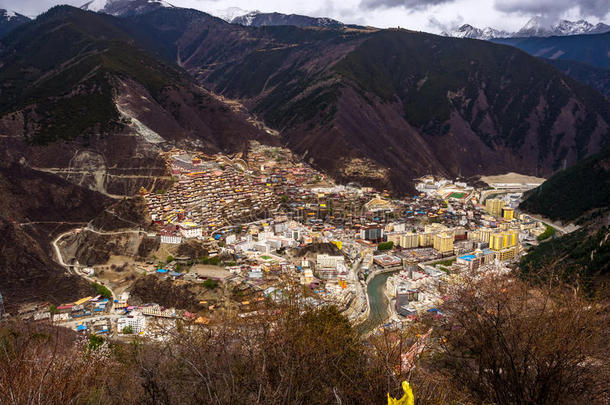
top-left (469, 228), bottom-right (492, 243)
top-left (316, 254), bottom-right (345, 269)
top-left (300, 268), bottom-right (314, 285)
top-left (179, 222), bottom-right (202, 239)
top-left (396, 285), bottom-right (419, 312)
top-left (160, 226), bottom-right (182, 245)
top-left (497, 245), bottom-right (519, 261)
top-left (365, 195), bottom-right (392, 212)
top-left (502, 207), bottom-right (515, 221)
top-left (360, 226), bottom-right (384, 242)
top-left (489, 230), bottom-right (518, 251)
top-left (117, 312), bottom-right (147, 334)
top-left (433, 232), bottom-right (454, 254)
top-left (456, 248), bottom-right (496, 270)
top-left (386, 233), bottom-right (402, 246)
top-left (373, 254), bottom-right (402, 268)
top-left (418, 233), bottom-right (434, 247)
top-left (400, 233), bottom-right (419, 249)
top-left (485, 198), bottom-right (505, 217)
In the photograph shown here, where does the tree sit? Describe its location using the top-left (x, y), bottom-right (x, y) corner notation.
top-left (537, 225), bottom-right (556, 241)
top-left (378, 241), bottom-right (394, 251)
top-left (166, 255), bottom-right (174, 263)
top-left (93, 282), bottom-right (112, 299)
top-left (436, 274), bottom-right (609, 404)
top-left (122, 325), bottom-right (133, 335)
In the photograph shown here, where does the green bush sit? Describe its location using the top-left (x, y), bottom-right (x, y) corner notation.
top-left (537, 225), bottom-right (556, 241)
top-left (377, 241), bottom-right (394, 251)
top-left (92, 283), bottom-right (112, 299)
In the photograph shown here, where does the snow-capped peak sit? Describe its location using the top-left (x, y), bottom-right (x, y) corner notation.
top-left (81, 0), bottom-right (173, 16)
top-left (516, 16), bottom-right (553, 36)
top-left (1, 9), bottom-right (19, 20)
top-left (443, 24), bottom-right (509, 40)
top-left (81, 0), bottom-right (110, 12)
top-left (443, 17), bottom-right (609, 40)
top-left (210, 7), bottom-right (252, 23)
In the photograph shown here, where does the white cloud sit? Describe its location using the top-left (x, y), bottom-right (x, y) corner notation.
top-left (0, 0), bottom-right (606, 32)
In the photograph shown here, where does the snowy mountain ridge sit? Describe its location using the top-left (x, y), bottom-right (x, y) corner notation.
top-left (443, 17), bottom-right (610, 40)
top-left (80, 0), bottom-right (173, 16)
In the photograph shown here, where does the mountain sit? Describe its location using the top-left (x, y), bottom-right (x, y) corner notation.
top-left (520, 148), bottom-right (610, 223)
top-left (0, 9), bottom-right (30, 38)
top-left (0, 6), bottom-right (269, 191)
top-left (519, 148), bottom-right (610, 291)
top-left (0, 6), bottom-right (273, 309)
top-left (210, 7), bottom-right (251, 22)
top-left (231, 11), bottom-right (343, 28)
top-left (80, 0), bottom-right (173, 17)
top-left (0, 163), bottom-right (109, 311)
top-left (493, 32), bottom-right (610, 68)
top-left (442, 24), bottom-right (509, 40)
top-left (545, 59), bottom-right (610, 99)
top-left (123, 8), bottom-right (610, 192)
top-left (443, 18), bottom-right (610, 40)
top-left (515, 17), bottom-right (610, 37)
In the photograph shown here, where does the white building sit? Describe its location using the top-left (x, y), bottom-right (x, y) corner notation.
top-left (117, 312), bottom-right (147, 334)
top-left (160, 232), bottom-right (182, 245)
top-left (179, 222), bottom-right (202, 239)
top-left (316, 254), bottom-right (345, 269)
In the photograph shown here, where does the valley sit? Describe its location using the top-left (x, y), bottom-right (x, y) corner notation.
top-left (0, 2), bottom-right (608, 404)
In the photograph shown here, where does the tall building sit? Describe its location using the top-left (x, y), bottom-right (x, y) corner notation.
top-left (489, 233), bottom-right (505, 251)
top-left (502, 207), bottom-right (515, 221)
top-left (485, 198), bottom-right (505, 217)
top-left (360, 226), bottom-right (384, 242)
top-left (507, 230), bottom-right (518, 246)
top-left (418, 233), bottom-right (434, 247)
top-left (386, 233), bottom-right (402, 246)
top-left (470, 227), bottom-right (492, 243)
top-left (433, 232), bottom-right (454, 254)
top-left (490, 230), bottom-right (518, 251)
top-left (400, 233), bottom-right (419, 249)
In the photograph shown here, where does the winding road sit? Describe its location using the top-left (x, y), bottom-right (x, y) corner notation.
top-left (50, 227), bottom-right (134, 312)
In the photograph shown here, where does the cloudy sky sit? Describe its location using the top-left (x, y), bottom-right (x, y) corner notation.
top-left (1, 0), bottom-right (608, 33)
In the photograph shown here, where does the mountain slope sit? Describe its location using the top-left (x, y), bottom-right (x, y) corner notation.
top-left (0, 9), bottom-right (30, 38)
top-left (81, 0), bottom-right (173, 16)
top-left (545, 59), bottom-right (610, 99)
top-left (493, 32), bottom-right (610, 68)
top-left (0, 6), bottom-right (272, 310)
top-left (519, 148), bottom-right (610, 291)
top-left (232, 12), bottom-right (343, 28)
top-left (519, 147), bottom-right (610, 222)
top-left (121, 9), bottom-right (610, 192)
top-left (0, 163), bottom-right (110, 311)
top-left (0, 6), bottom-right (271, 195)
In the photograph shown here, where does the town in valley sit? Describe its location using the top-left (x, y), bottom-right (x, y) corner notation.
top-left (8, 140), bottom-right (557, 339)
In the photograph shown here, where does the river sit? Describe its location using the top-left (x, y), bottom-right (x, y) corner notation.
top-left (357, 269), bottom-right (401, 335)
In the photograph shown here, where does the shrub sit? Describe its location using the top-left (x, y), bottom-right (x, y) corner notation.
top-left (93, 282), bottom-right (112, 299)
top-left (378, 241), bottom-right (394, 251)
